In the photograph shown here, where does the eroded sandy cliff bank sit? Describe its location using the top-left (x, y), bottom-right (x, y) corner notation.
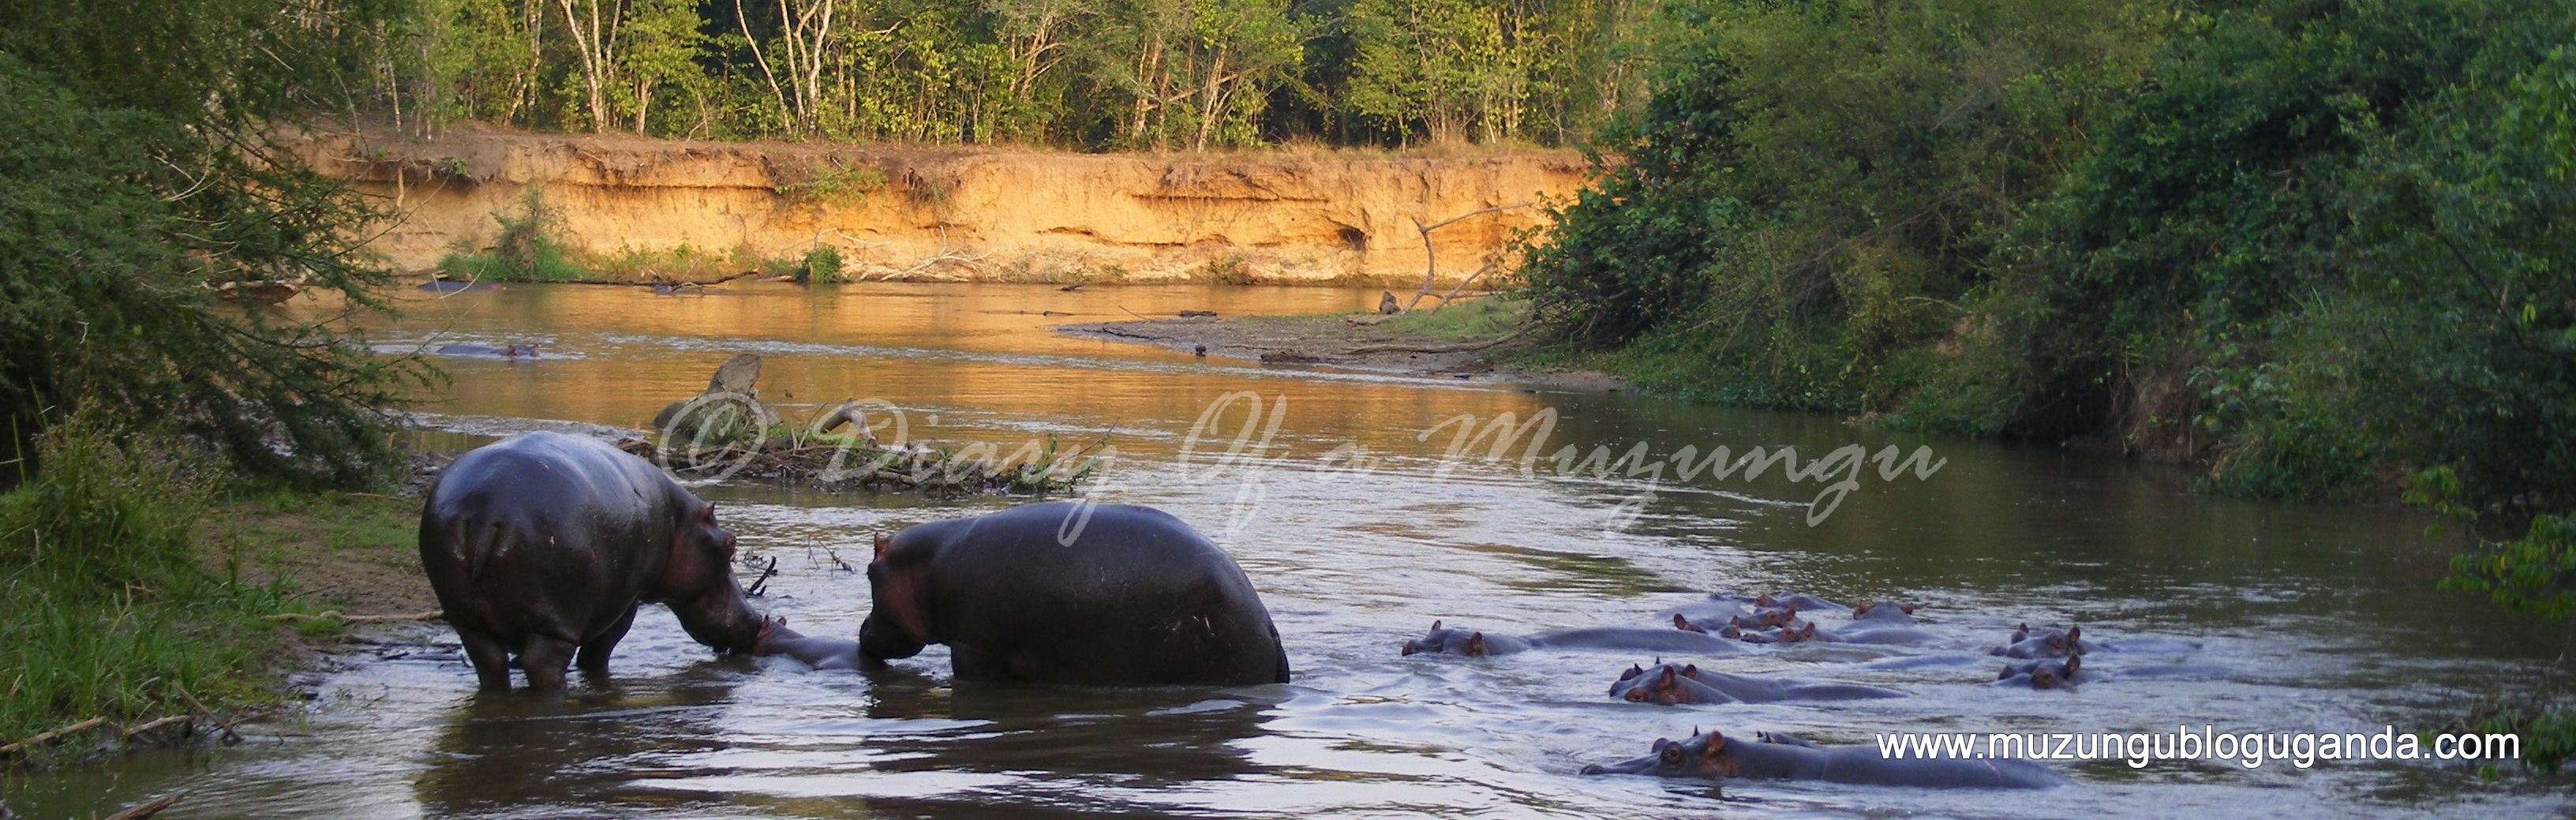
top-left (300, 129), bottom-right (1587, 285)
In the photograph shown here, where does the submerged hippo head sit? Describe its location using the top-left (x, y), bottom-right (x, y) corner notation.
top-left (1730, 606), bottom-right (1803, 631)
top-left (1400, 620), bottom-right (1496, 657)
top-left (858, 533), bottom-right (934, 669)
top-left (1851, 601), bottom-right (1916, 623)
top-left (2000, 655), bottom-right (2082, 689)
top-left (1998, 623), bottom-right (2085, 658)
top-left (660, 500), bottom-right (763, 654)
top-left (1612, 663), bottom-right (1713, 705)
top-left (1580, 729), bottom-right (1735, 781)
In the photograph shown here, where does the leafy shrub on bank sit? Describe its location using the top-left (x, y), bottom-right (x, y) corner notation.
top-left (0, 417), bottom-right (299, 755)
top-left (436, 189), bottom-right (586, 282)
top-left (1515, 0), bottom-right (2576, 515)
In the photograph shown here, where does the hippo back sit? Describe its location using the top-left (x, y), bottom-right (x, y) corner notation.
top-left (420, 432), bottom-right (683, 646)
top-left (897, 502), bottom-right (1289, 685)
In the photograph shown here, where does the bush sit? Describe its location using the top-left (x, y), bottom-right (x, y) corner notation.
top-left (0, 54), bottom-right (425, 489)
top-left (0, 417), bottom-right (298, 753)
top-left (436, 189), bottom-right (587, 283)
top-left (799, 244), bottom-right (844, 284)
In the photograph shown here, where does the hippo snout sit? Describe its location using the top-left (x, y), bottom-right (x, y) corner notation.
top-left (1578, 764), bottom-right (1607, 775)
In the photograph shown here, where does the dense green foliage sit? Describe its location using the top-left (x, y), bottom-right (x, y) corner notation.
top-left (367, 0), bottom-right (1656, 148)
top-left (0, 419), bottom-right (304, 754)
top-left (1518, 0), bottom-right (2576, 520)
top-left (0, 0), bottom-right (432, 486)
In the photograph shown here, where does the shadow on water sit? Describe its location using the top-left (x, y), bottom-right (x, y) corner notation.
top-left (414, 664), bottom-right (758, 816)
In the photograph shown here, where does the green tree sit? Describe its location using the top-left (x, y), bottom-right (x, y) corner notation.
top-left (0, 0), bottom-right (429, 486)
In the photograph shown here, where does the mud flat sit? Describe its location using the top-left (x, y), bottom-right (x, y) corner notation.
top-left (1057, 309), bottom-right (1620, 390)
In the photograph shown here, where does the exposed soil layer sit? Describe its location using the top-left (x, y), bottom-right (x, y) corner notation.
top-left (297, 128), bottom-right (1586, 284)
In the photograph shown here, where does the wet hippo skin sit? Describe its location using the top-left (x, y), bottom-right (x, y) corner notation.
top-left (417, 432), bottom-right (763, 691)
top-left (760, 502), bottom-right (1291, 685)
top-left (1581, 729), bottom-right (2069, 789)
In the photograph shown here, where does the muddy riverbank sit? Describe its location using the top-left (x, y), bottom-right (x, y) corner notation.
top-left (1056, 300), bottom-right (1622, 389)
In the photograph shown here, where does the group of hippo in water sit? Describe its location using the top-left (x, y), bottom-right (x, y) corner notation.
top-left (417, 431), bottom-right (2209, 796)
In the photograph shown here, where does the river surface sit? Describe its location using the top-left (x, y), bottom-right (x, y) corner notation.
top-left (11, 283), bottom-right (2574, 818)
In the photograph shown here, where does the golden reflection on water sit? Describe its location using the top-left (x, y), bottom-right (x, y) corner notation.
top-left (364, 282), bottom-right (1563, 460)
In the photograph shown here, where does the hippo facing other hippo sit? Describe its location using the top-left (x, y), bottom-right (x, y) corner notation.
top-left (418, 432), bottom-right (764, 691)
top-left (757, 503), bottom-right (1290, 685)
top-left (1582, 729), bottom-right (2069, 789)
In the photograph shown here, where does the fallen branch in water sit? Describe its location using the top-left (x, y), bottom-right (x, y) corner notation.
top-left (121, 715), bottom-right (192, 739)
top-left (170, 682), bottom-right (240, 745)
top-left (1093, 325), bottom-right (1173, 341)
top-left (1341, 328), bottom-right (1529, 355)
top-left (263, 610), bottom-right (444, 624)
top-left (104, 792), bottom-right (184, 820)
top-left (0, 717), bottom-right (108, 756)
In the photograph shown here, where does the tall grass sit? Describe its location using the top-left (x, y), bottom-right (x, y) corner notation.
top-left (0, 417), bottom-right (298, 762)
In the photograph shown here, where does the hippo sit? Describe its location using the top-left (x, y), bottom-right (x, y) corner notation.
top-left (755, 502), bottom-right (1290, 685)
top-left (1612, 663), bottom-right (1903, 704)
top-left (1996, 656), bottom-right (2088, 689)
top-left (418, 432), bottom-right (763, 690)
top-left (1994, 624), bottom-right (2096, 658)
top-left (434, 343), bottom-right (540, 358)
top-left (1719, 621), bottom-right (1820, 644)
top-left (1580, 729), bottom-right (2069, 789)
top-left (1401, 621), bottom-right (1742, 657)
top-left (1823, 601), bottom-right (1943, 645)
top-left (1849, 601), bottom-right (1915, 623)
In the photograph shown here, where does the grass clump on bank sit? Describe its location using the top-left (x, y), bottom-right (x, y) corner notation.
top-left (0, 420), bottom-right (305, 764)
top-left (1383, 297), bottom-right (1526, 343)
top-left (435, 189), bottom-right (833, 285)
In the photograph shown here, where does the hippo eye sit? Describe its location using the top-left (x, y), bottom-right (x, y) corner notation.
top-left (1659, 745), bottom-right (1683, 764)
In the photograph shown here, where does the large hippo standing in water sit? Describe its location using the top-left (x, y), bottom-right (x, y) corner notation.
top-left (758, 502), bottom-right (1292, 685)
top-left (419, 432), bottom-right (764, 690)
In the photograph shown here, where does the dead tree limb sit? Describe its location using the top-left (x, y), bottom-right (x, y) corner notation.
top-left (0, 717), bottom-right (108, 756)
top-left (1342, 328), bottom-right (1529, 355)
top-left (104, 792), bottom-right (185, 820)
top-left (1404, 203), bottom-right (1530, 313)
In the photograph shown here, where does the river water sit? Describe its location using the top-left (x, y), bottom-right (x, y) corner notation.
top-left (10, 283), bottom-right (2573, 818)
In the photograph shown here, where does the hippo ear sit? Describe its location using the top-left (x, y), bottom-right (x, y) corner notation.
top-left (1852, 602), bottom-right (1872, 617)
top-left (1672, 613), bottom-right (1694, 631)
top-left (2067, 624), bottom-right (2081, 642)
top-left (1431, 620), bottom-right (1443, 631)
top-left (1657, 665), bottom-right (1677, 687)
top-left (1901, 604), bottom-right (1915, 614)
top-left (1682, 664), bottom-right (1698, 679)
top-left (2064, 654), bottom-right (2080, 676)
top-left (873, 533), bottom-right (893, 560)
top-left (1465, 632), bottom-right (1487, 656)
